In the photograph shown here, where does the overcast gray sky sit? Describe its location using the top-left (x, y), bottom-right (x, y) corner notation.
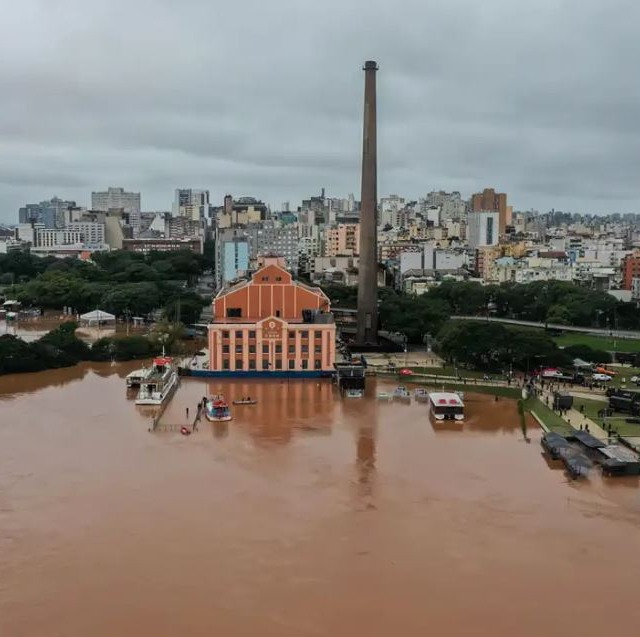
top-left (1, 0), bottom-right (639, 222)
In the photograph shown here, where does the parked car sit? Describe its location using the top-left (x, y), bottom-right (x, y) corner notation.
top-left (593, 373), bottom-right (612, 382)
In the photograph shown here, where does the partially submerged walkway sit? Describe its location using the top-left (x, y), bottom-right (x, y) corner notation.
top-left (538, 388), bottom-right (608, 441)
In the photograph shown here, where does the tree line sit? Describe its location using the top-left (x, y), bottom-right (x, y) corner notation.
top-left (0, 320), bottom-right (194, 376)
top-left (436, 320), bottom-right (614, 373)
top-left (322, 280), bottom-right (638, 345)
top-left (0, 250), bottom-right (209, 325)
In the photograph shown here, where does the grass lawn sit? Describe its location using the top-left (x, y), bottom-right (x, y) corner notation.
top-left (553, 332), bottom-right (640, 353)
top-left (571, 396), bottom-right (640, 437)
top-left (608, 371), bottom-right (640, 388)
top-left (403, 366), bottom-right (487, 378)
top-left (526, 398), bottom-right (575, 435)
top-left (397, 376), bottom-right (522, 398)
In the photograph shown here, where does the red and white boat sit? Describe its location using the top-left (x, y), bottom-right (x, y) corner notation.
top-left (205, 395), bottom-right (232, 422)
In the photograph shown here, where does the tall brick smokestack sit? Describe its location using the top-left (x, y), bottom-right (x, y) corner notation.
top-left (356, 60), bottom-right (379, 345)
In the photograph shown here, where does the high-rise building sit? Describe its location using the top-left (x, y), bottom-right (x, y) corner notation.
top-left (379, 195), bottom-right (405, 228)
top-left (470, 188), bottom-right (510, 234)
top-left (256, 224), bottom-right (299, 274)
top-left (92, 187), bottom-right (141, 236)
top-left (215, 228), bottom-right (251, 288)
top-left (467, 211), bottom-right (500, 249)
top-left (173, 189), bottom-right (210, 221)
top-left (91, 187), bottom-right (141, 213)
top-left (423, 191), bottom-right (466, 221)
top-left (65, 222), bottom-right (106, 248)
top-left (326, 224), bottom-right (360, 256)
top-left (621, 252), bottom-right (640, 290)
top-left (19, 197), bottom-right (76, 229)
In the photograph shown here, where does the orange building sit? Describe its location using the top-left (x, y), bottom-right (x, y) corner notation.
top-left (207, 259), bottom-right (336, 376)
top-left (471, 188), bottom-right (511, 235)
top-left (622, 252), bottom-right (640, 290)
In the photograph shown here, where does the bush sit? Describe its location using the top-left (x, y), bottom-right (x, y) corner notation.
top-left (564, 344), bottom-right (612, 364)
top-left (0, 335), bottom-right (48, 374)
top-left (37, 322), bottom-right (90, 361)
top-left (90, 336), bottom-right (159, 362)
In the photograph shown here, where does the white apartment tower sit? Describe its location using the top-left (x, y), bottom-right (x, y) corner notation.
top-left (92, 187), bottom-right (141, 236)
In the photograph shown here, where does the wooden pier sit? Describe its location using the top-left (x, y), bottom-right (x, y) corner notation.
top-left (150, 388), bottom-right (206, 434)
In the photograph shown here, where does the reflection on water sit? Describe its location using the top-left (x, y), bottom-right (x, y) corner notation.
top-left (3, 370), bottom-right (640, 636)
top-left (0, 360), bottom-right (148, 399)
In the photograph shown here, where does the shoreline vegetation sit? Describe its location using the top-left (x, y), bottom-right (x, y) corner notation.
top-left (0, 321), bottom-right (197, 376)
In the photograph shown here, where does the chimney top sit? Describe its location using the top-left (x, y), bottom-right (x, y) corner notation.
top-left (363, 60), bottom-right (379, 71)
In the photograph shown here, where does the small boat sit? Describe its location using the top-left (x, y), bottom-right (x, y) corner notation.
top-left (126, 367), bottom-right (146, 389)
top-left (345, 389), bottom-right (363, 398)
top-left (393, 385), bottom-right (411, 401)
top-left (232, 399), bottom-right (257, 405)
top-left (205, 395), bottom-right (232, 422)
top-left (377, 392), bottom-right (392, 401)
top-left (414, 388), bottom-right (429, 403)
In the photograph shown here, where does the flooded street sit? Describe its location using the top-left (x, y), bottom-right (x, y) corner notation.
top-left (2, 365), bottom-right (640, 636)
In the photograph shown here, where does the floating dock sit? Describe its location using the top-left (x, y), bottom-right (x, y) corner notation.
top-left (541, 431), bottom-right (640, 477)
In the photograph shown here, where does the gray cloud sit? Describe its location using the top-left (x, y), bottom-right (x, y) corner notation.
top-left (1, 0), bottom-right (639, 220)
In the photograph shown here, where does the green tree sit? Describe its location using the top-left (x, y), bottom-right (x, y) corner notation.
top-left (100, 282), bottom-right (161, 317)
top-left (165, 292), bottom-right (207, 325)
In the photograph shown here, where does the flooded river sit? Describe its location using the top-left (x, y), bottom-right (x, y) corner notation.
top-left (2, 364), bottom-right (640, 636)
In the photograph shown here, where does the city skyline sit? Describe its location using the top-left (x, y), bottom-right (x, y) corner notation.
top-left (2, 0), bottom-right (640, 222)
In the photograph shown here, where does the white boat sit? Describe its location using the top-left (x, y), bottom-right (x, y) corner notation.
top-left (126, 367), bottom-right (147, 389)
top-left (205, 395), bottom-right (232, 422)
top-left (429, 391), bottom-right (464, 421)
top-left (135, 354), bottom-right (179, 405)
top-left (377, 392), bottom-right (392, 401)
top-left (345, 389), bottom-right (363, 398)
top-left (393, 385), bottom-right (411, 401)
top-left (414, 388), bottom-right (429, 403)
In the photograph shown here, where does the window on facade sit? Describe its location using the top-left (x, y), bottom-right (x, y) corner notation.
top-left (235, 330), bottom-right (242, 338)
top-left (249, 359), bottom-right (256, 370)
top-left (226, 308), bottom-right (242, 318)
top-left (301, 360), bottom-right (308, 370)
top-left (222, 331), bottom-right (229, 338)
top-left (262, 344), bottom-right (269, 354)
top-left (275, 359), bottom-right (282, 369)
top-left (276, 276), bottom-right (282, 281)
top-left (275, 310), bottom-right (281, 317)
top-left (235, 344), bottom-right (242, 353)
top-left (249, 345), bottom-right (256, 354)
top-left (289, 331), bottom-right (295, 338)
top-left (248, 330), bottom-right (256, 339)
top-left (314, 359), bottom-right (322, 370)
top-left (301, 330), bottom-right (308, 338)
top-left (262, 276), bottom-right (269, 281)
top-left (288, 345), bottom-right (295, 354)
top-left (313, 330), bottom-right (321, 339)
top-left (276, 344), bottom-right (282, 353)
top-left (222, 360), bottom-right (230, 370)
top-left (314, 345), bottom-right (321, 354)
top-left (288, 360), bottom-right (295, 370)
top-left (301, 345), bottom-right (308, 353)
top-left (222, 345), bottom-right (230, 354)
top-left (235, 359), bottom-right (243, 369)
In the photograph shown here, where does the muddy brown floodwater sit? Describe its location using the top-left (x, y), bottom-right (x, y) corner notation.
top-left (2, 364), bottom-right (640, 636)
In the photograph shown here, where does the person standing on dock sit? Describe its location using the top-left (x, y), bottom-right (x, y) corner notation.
top-left (186, 407), bottom-right (189, 420)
